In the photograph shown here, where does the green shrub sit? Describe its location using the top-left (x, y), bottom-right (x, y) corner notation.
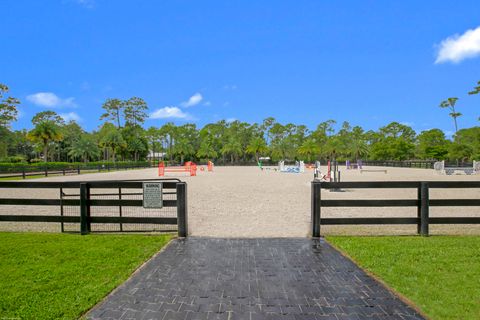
top-left (0, 156), bottom-right (27, 163)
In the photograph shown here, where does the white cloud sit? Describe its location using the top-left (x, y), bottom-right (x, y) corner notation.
top-left (150, 106), bottom-right (190, 119)
top-left (75, 0), bottom-right (95, 8)
top-left (223, 85), bottom-right (237, 90)
top-left (60, 112), bottom-right (81, 122)
top-left (26, 92), bottom-right (76, 108)
top-left (435, 26), bottom-right (480, 64)
top-left (203, 101), bottom-right (211, 106)
top-left (226, 118), bottom-right (236, 123)
top-left (181, 93), bottom-right (203, 107)
top-left (400, 121), bottom-right (414, 127)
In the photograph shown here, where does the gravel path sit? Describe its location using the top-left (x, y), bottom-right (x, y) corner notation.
top-left (1, 165), bottom-right (479, 236)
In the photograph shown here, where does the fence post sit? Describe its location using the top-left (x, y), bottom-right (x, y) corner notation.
top-left (417, 185), bottom-right (421, 234)
top-left (77, 165), bottom-right (80, 175)
top-left (80, 183), bottom-right (90, 235)
top-left (311, 181), bottom-right (321, 238)
top-left (176, 182), bottom-right (188, 237)
top-left (45, 166), bottom-right (48, 177)
top-left (86, 184), bottom-right (91, 232)
top-left (118, 187), bottom-right (123, 232)
top-left (60, 187), bottom-right (64, 233)
top-left (420, 182), bottom-right (429, 236)
top-left (22, 168), bottom-right (25, 179)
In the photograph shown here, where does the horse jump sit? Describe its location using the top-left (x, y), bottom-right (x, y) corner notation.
top-left (360, 169), bottom-right (387, 174)
top-left (199, 161), bottom-right (214, 172)
top-left (279, 161), bottom-right (305, 173)
top-left (158, 162), bottom-right (197, 176)
top-left (434, 160), bottom-right (479, 175)
top-left (314, 160), bottom-right (341, 183)
top-left (346, 160), bottom-right (363, 169)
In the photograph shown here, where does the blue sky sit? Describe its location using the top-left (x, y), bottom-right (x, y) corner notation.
top-left (2, 1), bottom-right (480, 135)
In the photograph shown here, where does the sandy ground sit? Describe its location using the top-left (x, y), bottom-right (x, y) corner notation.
top-left (0, 165), bottom-right (479, 236)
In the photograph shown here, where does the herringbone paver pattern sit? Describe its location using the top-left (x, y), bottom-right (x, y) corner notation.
top-left (88, 238), bottom-right (424, 320)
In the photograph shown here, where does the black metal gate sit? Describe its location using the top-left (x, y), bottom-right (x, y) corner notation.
top-left (0, 178), bottom-right (188, 237)
top-left (60, 181), bottom-right (178, 233)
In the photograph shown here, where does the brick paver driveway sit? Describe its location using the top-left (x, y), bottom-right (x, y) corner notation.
top-left (88, 238), bottom-right (424, 320)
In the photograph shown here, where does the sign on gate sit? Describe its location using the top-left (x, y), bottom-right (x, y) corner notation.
top-left (143, 182), bottom-right (163, 208)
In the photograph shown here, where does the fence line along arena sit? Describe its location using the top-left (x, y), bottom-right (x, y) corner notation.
top-left (0, 161), bottom-right (479, 237)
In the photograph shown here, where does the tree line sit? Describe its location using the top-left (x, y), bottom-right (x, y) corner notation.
top-left (1, 82), bottom-right (480, 164)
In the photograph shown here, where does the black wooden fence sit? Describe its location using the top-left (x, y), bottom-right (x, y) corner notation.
top-left (0, 179), bottom-right (187, 237)
top-left (0, 163), bottom-right (154, 179)
top-left (360, 160), bottom-right (436, 168)
top-left (361, 160), bottom-right (475, 169)
top-left (311, 181), bottom-right (480, 237)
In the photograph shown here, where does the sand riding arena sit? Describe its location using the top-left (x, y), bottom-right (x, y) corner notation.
top-left (0, 165), bottom-right (479, 237)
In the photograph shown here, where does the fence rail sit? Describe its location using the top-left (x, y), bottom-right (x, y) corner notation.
top-left (361, 160), bottom-right (475, 169)
top-left (311, 181), bottom-right (480, 237)
top-left (0, 178), bottom-right (187, 236)
top-left (0, 163), bottom-right (154, 179)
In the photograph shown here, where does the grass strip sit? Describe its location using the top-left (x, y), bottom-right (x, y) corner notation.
top-left (0, 232), bottom-right (172, 319)
top-left (327, 236), bottom-right (480, 320)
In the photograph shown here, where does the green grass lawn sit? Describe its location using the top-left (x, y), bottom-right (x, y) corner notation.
top-left (0, 232), bottom-right (172, 320)
top-left (327, 236), bottom-right (480, 320)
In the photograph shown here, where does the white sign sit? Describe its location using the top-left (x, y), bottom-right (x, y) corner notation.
top-left (143, 182), bottom-right (163, 209)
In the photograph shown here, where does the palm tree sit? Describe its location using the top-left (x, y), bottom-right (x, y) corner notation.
top-left (100, 129), bottom-right (126, 162)
top-left (128, 137), bottom-right (147, 161)
top-left (468, 81), bottom-right (480, 121)
top-left (297, 139), bottom-right (320, 162)
top-left (246, 137), bottom-right (268, 162)
top-left (348, 126), bottom-right (369, 160)
top-left (221, 137), bottom-right (243, 164)
top-left (468, 80), bottom-right (480, 96)
top-left (173, 138), bottom-right (194, 164)
top-left (197, 139), bottom-right (218, 161)
top-left (270, 139), bottom-right (289, 161)
top-left (27, 121), bottom-right (63, 162)
top-left (440, 97), bottom-right (461, 133)
top-left (68, 135), bottom-right (100, 162)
